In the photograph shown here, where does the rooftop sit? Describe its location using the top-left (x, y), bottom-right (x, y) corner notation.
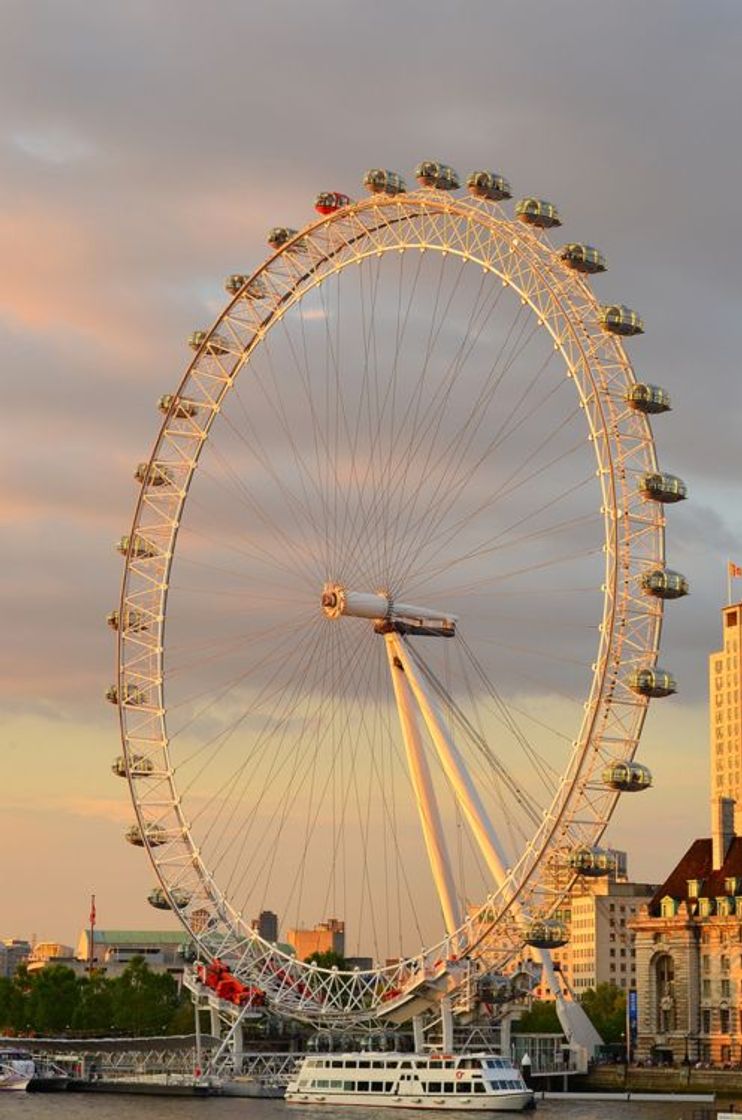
top-left (648, 836), bottom-right (742, 916)
top-left (86, 929), bottom-right (190, 945)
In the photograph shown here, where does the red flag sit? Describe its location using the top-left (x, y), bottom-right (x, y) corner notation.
top-left (730, 562), bottom-right (742, 578)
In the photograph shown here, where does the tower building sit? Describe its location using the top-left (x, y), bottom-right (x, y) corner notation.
top-left (709, 600), bottom-right (742, 827)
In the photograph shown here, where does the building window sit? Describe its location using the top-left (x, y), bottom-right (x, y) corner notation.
top-left (722, 979), bottom-right (731, 998)
top-left (721, 1008), bottom-right (731, 1033)
top-left (702, 1010), bottom-right (711, 1034)
top-left (721, 955), bottom-right (731, 972)
top-left (703, 955), bottom-right (711, 974)
top-left (703, 979), bottom-right (711, 998)
top-left (655, 954), bottom-right (675, 1032)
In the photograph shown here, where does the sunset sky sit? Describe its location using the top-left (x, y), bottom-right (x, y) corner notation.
top-left (3, 0), bottom-right (742, 948)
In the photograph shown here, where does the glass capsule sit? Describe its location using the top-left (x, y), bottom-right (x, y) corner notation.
top-left (628, 667), bottom-right (677, 698)
top-left (515, 198), bottom-right (562, 228)
top-left (466, 170), bottom-right (511, 201)
top-left (559, 243), bottom-right (606, 273)
top-left (600, 304), bottom-right (644, 336)
top-left (363, 169), bottom-right (407, 196)
top-left (414, 162), bottom-right (460, 190)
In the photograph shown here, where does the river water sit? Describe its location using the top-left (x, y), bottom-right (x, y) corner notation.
top-left (0, 1097), bottom-right (721, 1120)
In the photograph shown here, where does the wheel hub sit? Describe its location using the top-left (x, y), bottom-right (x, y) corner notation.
top-left (321, 583), bottom-right (457, 636)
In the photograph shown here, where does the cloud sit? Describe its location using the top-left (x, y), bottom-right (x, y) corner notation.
top-left (2, 0), bottom-right (741, 947)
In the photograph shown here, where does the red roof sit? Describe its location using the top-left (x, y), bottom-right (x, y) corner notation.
top-left (648, 835), bottom-right (742, 915)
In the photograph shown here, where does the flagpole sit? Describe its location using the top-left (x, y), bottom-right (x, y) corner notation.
top-left (88, 893), bottom-right (96, 978)
top-left (728, 560), bottom-right (732, 608)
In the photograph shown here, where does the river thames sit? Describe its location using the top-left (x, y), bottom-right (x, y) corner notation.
top-left (0, 1098), bottom-right (722, 1120)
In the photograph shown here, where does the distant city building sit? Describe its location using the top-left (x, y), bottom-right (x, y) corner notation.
top-left (75, 929), bottom-right (191, 981)
top-left (346, 956), bottom-right (373, 971)
top-left (0, 939), bottom-right (30, 978)
top-left (541, 876), bottom-right (656, 999)
top-left (251, 910), bottom-right (279, 943)
top-left (709, 601), bottom-right (742, 830)
top-left (286, 917), bottom-right (345, 960)
top-left (26, 941), bottom-right (75, 973)
top-left (525, 853), bottom-right (655, 1000)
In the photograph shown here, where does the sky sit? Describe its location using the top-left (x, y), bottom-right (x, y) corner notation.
top-left (2, 0), bottom-right (742, 950)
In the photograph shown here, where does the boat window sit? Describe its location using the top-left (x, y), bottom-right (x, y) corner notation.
top-left (474, 1082), bottom-right (486, 1093)
top-left (428, 1082), bottom-right (441, 1092)
top-left (331, 1060), bottom-right (343, 1068)
top-left (359, 1060), bottom-right (370, 1069)
top-left (456, 1082), bottom-right (470, 1093)
top-left (444, 1083), bottom-right (454, 1093)
top-left (358, 1081), bottom-right (369, 1091)
top-left (343, 1081), bottom-right (354, 1090)
top-left (400, 1060), bottom-right (411, 1069)
top-left (371, 1082), bottom-right (384, 1092)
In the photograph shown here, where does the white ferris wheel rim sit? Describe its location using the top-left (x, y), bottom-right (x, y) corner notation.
top-left (115, 187), bottom-right (665, 1023)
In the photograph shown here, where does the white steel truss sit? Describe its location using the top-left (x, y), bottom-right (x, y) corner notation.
top-left (113, 185), bottom-right (673, 1028)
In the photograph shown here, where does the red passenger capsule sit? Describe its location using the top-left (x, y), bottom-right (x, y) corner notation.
top-left (315, 191), bottom-right (352, 215)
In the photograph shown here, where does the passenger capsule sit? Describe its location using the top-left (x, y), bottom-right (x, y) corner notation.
top-left (112, 754), bottom-right (155, 778)
top-left (363, 169), bottom-right (407, 196)
top-left (523, 919), bottom-right (569, 950)
top-left (628, 667), bottom-right (677, 698)
top-left (466, 170), bottom-right (511, 201)
top-left (224, 274), bottom-right (249, 295)
top-left (637, 472), bottom-right (687, 503)
top-left (600, 304), bottom-right (644, 336)
top-left (267, 227), bottom-right (307, 251)
top-left (559, 243), bottom-right (606, 274)
top-left (515, 198), bottom-right (562, 229)
top-left (602, 760), bottom-right (653, 792)
top-left (315, 192), bottom-right (352, 215)
top-left (148, 886), bottom-right (191, 910)
top-left (125, 823), bottom-right (167, 848)
top-left (116, 534), bottom-right (157, 559)
top-left (567, 846), bottom-right (616, 878)
top-left (640, 568), bottom-right (689, 599)
top-left (158, 394), bottom-right (198, 418)
top-left (106, 684), bottom-right (145, 706)
top-left (134, 462), bottom-right (172, 487)
top-left (414, 162), bottom-right (460, 190)
top-left (626, 383), bottom-right (671, 414)
top-left (188, 330), bottom-right (231, 355)
top-left (106, 608), bottom-right (148, 632)
top-left (224, 275), bottom-right (267, 299)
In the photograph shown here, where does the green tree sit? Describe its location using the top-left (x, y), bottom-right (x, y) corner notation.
top-left (73, 973), bottom-right (115, 1034)
top-left (26, 965), bottom-right (81, 1034)
top-left (511, 1000), bottom-right (561, 1033)
top-left (166, 991), bottom-right (199, 1035)
top-left (112, 956), bottom-right (179, 1036)
top-left (580, 982), bottom-right (626, 1044)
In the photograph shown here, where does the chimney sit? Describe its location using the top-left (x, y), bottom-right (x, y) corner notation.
top-left (712, 796), bottom-right (736, 870)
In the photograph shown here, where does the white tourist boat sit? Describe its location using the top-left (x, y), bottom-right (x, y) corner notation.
top-left (286, 1052), bottom-right (534, 1111)
top-left (0, 1049), bottom-right (35, 1091)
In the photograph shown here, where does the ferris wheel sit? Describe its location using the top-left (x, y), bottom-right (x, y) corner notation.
top-left (109, 162), bottom-right (688, 1029)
